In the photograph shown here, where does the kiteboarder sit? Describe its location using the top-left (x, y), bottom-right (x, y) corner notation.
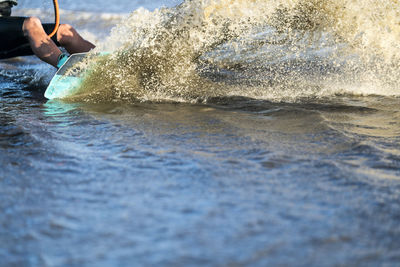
top-left (0, 0), bottom-right (95, 68)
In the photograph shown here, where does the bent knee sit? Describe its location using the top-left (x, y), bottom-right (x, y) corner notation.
top-left (57, 24), bottom-right (77, 44)
top-left (23, 17), bottom-right (43, 33)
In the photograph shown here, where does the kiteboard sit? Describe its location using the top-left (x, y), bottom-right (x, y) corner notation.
top-left (44, 53), bottom-right (88, 99)
top-left (45, 52), bottom-right (109, 100)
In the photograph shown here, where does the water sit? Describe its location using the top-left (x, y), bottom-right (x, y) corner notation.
top-left (1, 0), bottom-right (400, 266)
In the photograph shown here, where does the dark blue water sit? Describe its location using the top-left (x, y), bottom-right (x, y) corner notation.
top-left (1, 0), bottom-right (400, 266)
top-left (2, 71), bottom-right (400, 265)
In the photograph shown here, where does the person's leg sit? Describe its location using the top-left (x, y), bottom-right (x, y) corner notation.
top-left (57, 24), bottom-right (95, 54)
top-left (22, 17), bottom-right (61, 67)
top-left (22, 17), bottom-right (96, 67)
top-left (0, 17), bottom-right (44, 59)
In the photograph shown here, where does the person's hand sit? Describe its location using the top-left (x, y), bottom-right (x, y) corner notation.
top-left (0, 1), bottom-right (14, 17)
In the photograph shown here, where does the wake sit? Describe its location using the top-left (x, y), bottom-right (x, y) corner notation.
top-left (66, 0), bottom-right (400, 103)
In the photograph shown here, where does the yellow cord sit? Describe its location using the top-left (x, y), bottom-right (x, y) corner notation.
top-left (48, 0), bottom-right (60, 38)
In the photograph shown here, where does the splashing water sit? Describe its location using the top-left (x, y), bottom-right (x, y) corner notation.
top-left (67, 0), bottom-right (400, 103)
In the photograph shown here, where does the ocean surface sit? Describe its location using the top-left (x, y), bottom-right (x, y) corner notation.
top-left (1, 0), bottom-right (400, 266)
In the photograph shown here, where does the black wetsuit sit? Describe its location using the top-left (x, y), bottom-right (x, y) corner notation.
top-left (0, 16), bottom-right (60, 59)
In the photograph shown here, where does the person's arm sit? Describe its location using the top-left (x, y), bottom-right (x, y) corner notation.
top-left (0, 0), bottom-right (17, 17)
